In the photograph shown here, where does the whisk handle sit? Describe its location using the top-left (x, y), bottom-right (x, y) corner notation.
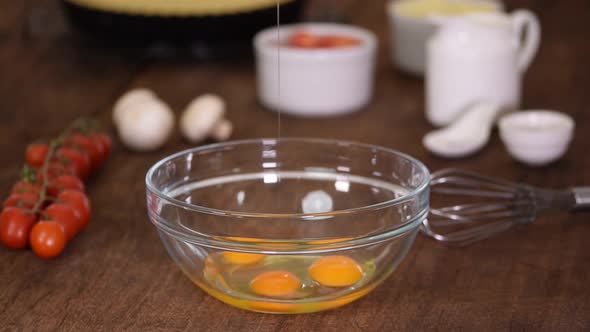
top-left (571, 187), bottom-right (590, 211)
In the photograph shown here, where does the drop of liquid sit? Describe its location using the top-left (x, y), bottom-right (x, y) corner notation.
top-left (302, 190), bottom-right (333, 214)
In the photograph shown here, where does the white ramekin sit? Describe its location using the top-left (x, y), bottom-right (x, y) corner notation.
top-left (499, 110), bottom-right (575, 166)
top-left (386, 0), bottom-right (503, 76)
top-left (254, 23), bottom-right (377, 117)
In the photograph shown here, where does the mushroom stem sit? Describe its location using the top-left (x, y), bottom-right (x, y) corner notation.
top-left (211, 119), bottom-right (233, 142)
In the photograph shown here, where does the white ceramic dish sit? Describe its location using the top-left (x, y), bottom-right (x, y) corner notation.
top-left (425, 9), bottom-right (540, 127)
top-left (254, 23), bottom-right (377, 117)
top-left (499, 110), bottom-right (575, 166)
top-left (386, 0), bottom-right (503, 75)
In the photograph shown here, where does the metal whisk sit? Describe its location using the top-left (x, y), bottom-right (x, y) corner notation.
top-left (421, 169), bottom-right (590, 245)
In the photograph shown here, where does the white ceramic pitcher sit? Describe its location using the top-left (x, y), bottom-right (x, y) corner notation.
top-left (426, 10), bottom-right (541, 126)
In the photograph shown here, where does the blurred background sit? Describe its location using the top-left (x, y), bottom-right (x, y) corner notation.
top-left (1, 0), bottom-right (590, 329)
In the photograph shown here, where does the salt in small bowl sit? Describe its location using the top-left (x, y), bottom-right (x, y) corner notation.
top-left (498, 110), bottom-right (575, 166)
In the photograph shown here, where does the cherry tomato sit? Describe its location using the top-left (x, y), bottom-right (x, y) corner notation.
top-left (30, 221), bottom-right (66, 259)
top-left (36, 161), bottom-right (79, 184)
top-left (0, 207), bottom-right (35, 249)
top-left (55, 147), bottom-right (91, 179)
top-left (3, 192), bottom-right (39, 209)
top-left (47, 174), bottom-right (85, 197)
top-left (318, 35), bottom-right (361, 48)
top-left (25, 144), bottom-right (49, 168)
top-left (94, 133), bottom-right (112, 158)
top-left (65, 133), bottom-right (102, 171)
top-left (85, 133), bottom-right (107, 166)
top-left (45, 203), bottom-right (80, 240)
top-left (288, 31), bottom-right (320, 48)
top-left (86, 132), bottom-right (111, 170)
top-left (57, 190), bottom-right (90, 230)
top-left (11, 181), bottom-right (41, 195)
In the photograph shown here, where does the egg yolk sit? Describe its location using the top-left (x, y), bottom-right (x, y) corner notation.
top-left (222, 252), bottom-right (265, 265)
top-left (308, 255), bottom-right (363, 287)
top-left (250, 270), bottom-right (302, 298)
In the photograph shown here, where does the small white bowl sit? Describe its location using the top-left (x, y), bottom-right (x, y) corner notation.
top-left (499, 110), bottom-right (575, 166)
top-left (386, 0), bottom-right (502, 75)
top-left (254, 23), bottom-right (377, 117)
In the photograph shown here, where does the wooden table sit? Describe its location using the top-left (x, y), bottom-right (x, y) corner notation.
top-left (1, 0), bottom-right (589, 330)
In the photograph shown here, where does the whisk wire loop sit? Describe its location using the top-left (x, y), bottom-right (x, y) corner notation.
top-left (423, 169), bottom-right (578, 246)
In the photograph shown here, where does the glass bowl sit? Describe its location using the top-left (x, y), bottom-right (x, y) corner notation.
top-left (146, 138), bottom-right (430, 314)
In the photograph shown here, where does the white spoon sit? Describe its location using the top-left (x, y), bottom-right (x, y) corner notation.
top-left (423, 102), bottom-right (502, 158)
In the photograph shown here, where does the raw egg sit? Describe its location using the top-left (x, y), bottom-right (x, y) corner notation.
top-left (250, 270), bottom-right (302, 298)
top-left (222, 252), bottom-right (266, 265)
top-left (308, 255), bottom-right (364, 287)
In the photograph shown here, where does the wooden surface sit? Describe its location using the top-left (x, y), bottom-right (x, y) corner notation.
top-left (1, 0), bottom-right (590, 331)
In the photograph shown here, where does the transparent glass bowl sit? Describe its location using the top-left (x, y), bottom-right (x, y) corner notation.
top-left (146, 138), bottom-right (430, 314)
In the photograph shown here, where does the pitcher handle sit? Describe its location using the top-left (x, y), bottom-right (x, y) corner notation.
top-left (511, 10), bottom-right (541, 72)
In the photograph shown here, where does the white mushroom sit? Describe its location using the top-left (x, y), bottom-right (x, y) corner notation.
top-left (116, 99), bottom-right (175, 152)
top-left (112, 88), bottom-right (157, 126)
top-left (210, 119), bottom-right (234, 142)
top-left (180, 94), bottom-right (233, 144)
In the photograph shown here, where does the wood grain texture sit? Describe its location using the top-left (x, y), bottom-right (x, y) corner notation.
top-left (1, 0), bottom-right (589, 331)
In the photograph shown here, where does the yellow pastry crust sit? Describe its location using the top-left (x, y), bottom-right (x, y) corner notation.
top-left (66, 0), bottom-right (294, 16)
